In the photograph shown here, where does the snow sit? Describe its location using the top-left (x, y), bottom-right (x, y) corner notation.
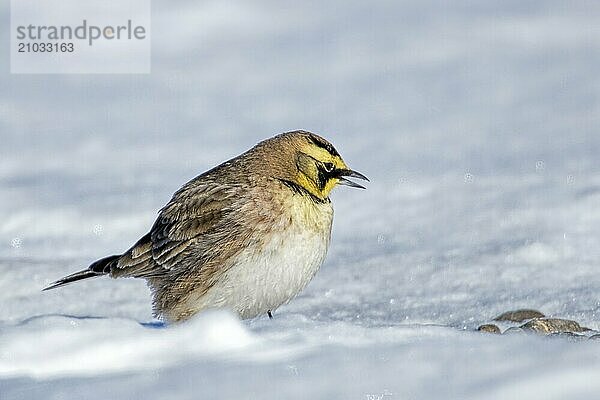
top-left (3, 0), bottom-right (600, 399)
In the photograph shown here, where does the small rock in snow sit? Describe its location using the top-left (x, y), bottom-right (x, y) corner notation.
top-left (477, 324), bottom-right (501, 334)
top-left (493, 309), bottom-right (545, 322)
top-left (520, 318), bottom-right (590, 334)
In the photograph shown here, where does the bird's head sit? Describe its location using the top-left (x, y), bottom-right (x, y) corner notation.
top-left (255, 130), bottom-right (369, 201)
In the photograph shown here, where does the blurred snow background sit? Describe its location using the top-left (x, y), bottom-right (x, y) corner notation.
top-left (2, 0), bottom-right (600, 399)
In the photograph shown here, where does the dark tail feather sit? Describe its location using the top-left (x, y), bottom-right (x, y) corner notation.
top-left (42, 269), bottom-right (101, 291)
top-left (42, 255), bottom-right (120, 291)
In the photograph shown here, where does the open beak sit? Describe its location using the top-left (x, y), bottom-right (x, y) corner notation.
top-left (336, 169), bottom-right (369, 189)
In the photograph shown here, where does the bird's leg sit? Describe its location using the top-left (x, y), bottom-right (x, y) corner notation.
top-left (267, 310), bottom-right (273, 319)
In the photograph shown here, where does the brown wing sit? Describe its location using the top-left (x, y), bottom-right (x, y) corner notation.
top-left (111, 181), bottom-right (241, 279)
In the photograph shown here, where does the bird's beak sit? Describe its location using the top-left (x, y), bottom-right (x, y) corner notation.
top-left (336, 169), bottom-right (369, 189)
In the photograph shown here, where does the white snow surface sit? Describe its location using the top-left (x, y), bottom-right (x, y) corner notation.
top-left (3, 1), bottom-right (600, 399)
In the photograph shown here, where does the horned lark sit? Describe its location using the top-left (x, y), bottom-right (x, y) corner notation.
top-left (44, 130), bottom-right (368, 323)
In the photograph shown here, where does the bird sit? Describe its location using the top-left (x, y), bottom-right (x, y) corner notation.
top-left (44, 130), bottom-right (368, 323)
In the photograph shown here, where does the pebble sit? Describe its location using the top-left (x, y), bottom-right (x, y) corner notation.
top-left (477, 324), bottom-right (501, 334)
top-left (520, 318), bottom-right (590, 334)
top-left (493, 309), bottom-right (545, 323)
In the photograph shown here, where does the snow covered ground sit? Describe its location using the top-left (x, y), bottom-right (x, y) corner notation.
top-left (3, 0), bottom-right (600, 398)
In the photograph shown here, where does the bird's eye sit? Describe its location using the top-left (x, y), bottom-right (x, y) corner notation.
top-left (323, 162), bottom-right (334, 172)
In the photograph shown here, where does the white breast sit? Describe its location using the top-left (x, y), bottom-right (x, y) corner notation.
top-left (190, 197), bottom-right (333, 319)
